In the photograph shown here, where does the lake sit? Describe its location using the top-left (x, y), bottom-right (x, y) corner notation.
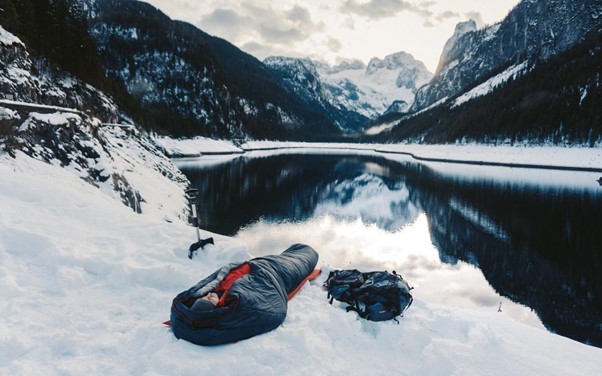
top-left (175, 150), bottom-right (602, 347)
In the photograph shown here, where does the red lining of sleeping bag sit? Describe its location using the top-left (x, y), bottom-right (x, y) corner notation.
top-left (215, 263), bottom-right (251, 307)
top-left (287, 269), bottom-right (321, 299)
top-left (164, 264), bottom-right (250, 327)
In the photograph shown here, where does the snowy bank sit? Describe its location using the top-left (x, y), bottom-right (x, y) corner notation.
top-left (1, 145), bottom-right (602, 375)
top-left (152, 135), bottom-right (243, 157)
top-left (154, 137), bottom-right (602, 172)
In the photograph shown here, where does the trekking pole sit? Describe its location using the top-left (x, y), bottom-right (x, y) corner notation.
top-left (185, 188), bottom-right (214, 259)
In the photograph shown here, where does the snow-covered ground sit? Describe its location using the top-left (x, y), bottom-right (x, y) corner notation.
top-left (152, 135), bottom-right (243, 157)
top-left (154, 137), bottom-right (602, 172)
top-left (451, 61), bottom-right (530, 108)
top-left (2, 139), bottom-right (602, 375)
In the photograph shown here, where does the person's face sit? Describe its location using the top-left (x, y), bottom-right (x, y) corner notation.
top-left (202, 292), bottom-right (219, 305)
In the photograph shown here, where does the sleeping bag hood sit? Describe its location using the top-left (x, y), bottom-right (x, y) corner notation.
top-left (170, 243), bottom-right (319, 346)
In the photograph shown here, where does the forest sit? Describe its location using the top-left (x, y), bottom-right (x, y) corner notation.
top-left (369, 31), bottom-right (602, 146)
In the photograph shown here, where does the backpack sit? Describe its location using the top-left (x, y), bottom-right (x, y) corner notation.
top-left (324, 269), bottom-right (413, 322)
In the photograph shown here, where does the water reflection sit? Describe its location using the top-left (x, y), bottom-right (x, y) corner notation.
top-left (176, 153), bottom-right (602, 347)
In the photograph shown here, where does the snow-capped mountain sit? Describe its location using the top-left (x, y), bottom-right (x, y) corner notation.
top-left (368, 29), bottom-right (602, 145)
top-left (317, 52), bottom-right (432, 117)
top-left (83, 0), bottom-right (340, 140)
top-left (264, 52), bottom-right (432, 129)
top-left (435, 20), bottom-right (477, 74)
top-left (412, 0), bottom-right (602, 111)
top-left (263, 56), bottom-right (368, 132)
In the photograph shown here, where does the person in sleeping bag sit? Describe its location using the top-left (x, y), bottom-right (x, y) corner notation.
top-left (170, 243), bottom-right (319, 346)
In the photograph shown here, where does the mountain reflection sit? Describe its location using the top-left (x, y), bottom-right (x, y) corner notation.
top-left (178, 153), bottom-right (602, 347)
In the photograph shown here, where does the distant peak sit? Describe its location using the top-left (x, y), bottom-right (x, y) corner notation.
top-left (312, 59), bottom-right (366, 75)
top-left (368, 51), bottom-right (415, 67)
top-left (263, 56), bottom-right (319, 77)
top-left (263, 55), bottom-right (312, 65)
top-left (435, 19), bottom-right (478, 74)
top-left (454, 19), bottom-right (478, 35)
top-left (366, 51), bottom-right (426, 75)
top-left (332, 59), bottom-right (366, 72)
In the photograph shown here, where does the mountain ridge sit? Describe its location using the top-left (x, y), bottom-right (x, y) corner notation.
top-left (413, 0), bottom-right (602, 111)
top-left (263, 51), bottom-right (432, 130)
top-left (84, 0), bottom-right (341, 140)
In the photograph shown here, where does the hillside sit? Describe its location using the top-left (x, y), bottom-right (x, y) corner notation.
top-left (263, 52), bottom-right (432, 132)
top-left (367, 31), bottom-right (602, 145)
top-left (412, 0), bottom-right (602, 112)
top-left (0, 24), bottom-right (188, 217)
top-left (84, 0), bottom-right (341, 140)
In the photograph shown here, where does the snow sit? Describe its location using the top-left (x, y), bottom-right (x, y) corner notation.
top-left (0, 99), bottom-right (83, 115)
top-left (6, 67), bottom-right (32, 85)
top-left (152, 135), bottom-right (243, 157)
top-left (483, 24), bottom-right (501, 42)
top-left (376, 143), bottom-right (602, 172)
top-left (363, 119), bottom-right (399, 136)
top-left (159, 139), bottom-right (602, 173)
top-left (452, 61), bottom-right (530, 107)
top-left (0, 25), bottom-right (24, 47)
top-left (1, 138), bottom-right (602, 375)
top-left (18, 112), bottom-right (81, 131)
top-left (314, 53), bottom-right (432, 117)
top-left (0, 107), bottom-right (19, 121)
top-left (580, 86), bottom-right (588, 105)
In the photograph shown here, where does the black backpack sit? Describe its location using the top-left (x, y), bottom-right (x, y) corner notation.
top-left (325, 269), bottom-right (413, 322)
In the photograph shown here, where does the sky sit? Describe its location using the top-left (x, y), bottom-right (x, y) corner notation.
top-left (143, 0), bottom-right (521, 72)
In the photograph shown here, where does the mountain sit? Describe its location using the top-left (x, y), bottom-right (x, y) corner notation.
top-left (319, 52), bottom-right (432, 116)
top-left (412, 0), bottom-right (602, 111)
top-left (263, 52), bottom-right (432, 130)
top-left (0, 24), bottom-right (126, 124)
top-left (367, 30), bottom-right (602, 145)
top-left (0, 0), bottom-right (106, 88)
top-left (0, 25), bottom-right (188, 216)
top-left (83, 0), bottom-right (340, 140)
top-left (263, 56), bottom-right (368, 132)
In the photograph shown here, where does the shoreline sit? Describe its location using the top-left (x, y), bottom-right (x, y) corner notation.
top-left (156, 137), bottom-right (602, 174)
top-left (376, 148), bottom-right (602, 173)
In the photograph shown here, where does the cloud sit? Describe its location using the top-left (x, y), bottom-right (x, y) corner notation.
top-left (343, 16), bottom-right (356, 30)
top-left (240, 3), bottom-right (320, 44)
top-left (198, 3), bottom-right (325, 49)
top-left (326, 37), bottom-right (343, 52)
top-left (286, 5), bottom-right (312, 25)
top-left (465, 11), bottom-right (485, 27)
top-left (259, 24), bottom-right (306, 44)
top-left (436, 10), bottom-right (460, 22)
top-left (420, 7), bottom-right (464, 28)
top-left (240, 41), bottom-right (278, 60)
top-left (199, 8), bottom-right (252, 39)
top-left (341, 0), bottom-right (433, 20)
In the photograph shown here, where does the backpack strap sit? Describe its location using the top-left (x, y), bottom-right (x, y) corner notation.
top-left (345, 300), bottom-right (368, 318)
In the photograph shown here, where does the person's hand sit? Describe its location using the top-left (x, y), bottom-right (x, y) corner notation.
top-left (202, 292), bottom-right (219, 305)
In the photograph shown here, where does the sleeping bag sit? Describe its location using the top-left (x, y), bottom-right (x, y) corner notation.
top-left (170, 243), bottom-right (319, 346)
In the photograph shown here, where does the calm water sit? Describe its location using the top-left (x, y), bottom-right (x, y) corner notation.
top-left (175, 151), bottom-right (602, 347)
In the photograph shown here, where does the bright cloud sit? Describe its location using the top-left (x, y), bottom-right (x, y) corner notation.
top-left (341, 0), bottom-right (433, 19)
top-left (144, 0), bottom-right (520, 72)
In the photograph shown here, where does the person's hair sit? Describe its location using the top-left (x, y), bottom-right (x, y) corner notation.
top-left (191, 298), bottom-right (215, 311)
